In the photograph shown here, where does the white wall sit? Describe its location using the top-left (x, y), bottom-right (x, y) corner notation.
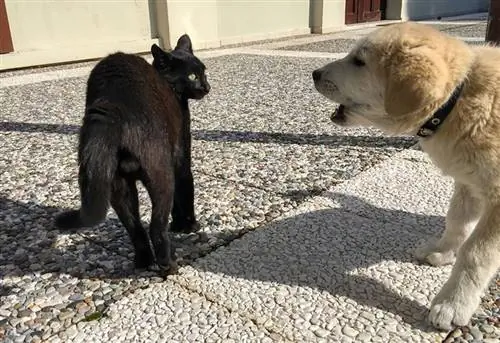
top-left (216, 0), bottom-right (310, 45)
top-left (319, 0), bottom-right (346, 33)
top-left (165, 0), bottom-right (220, 50)
top-left (165, 0), bottom-right (310, 50)
top-left (401, 0), bottom-right (489, 20)
top-left (2, 0), bottom-right (158, 70)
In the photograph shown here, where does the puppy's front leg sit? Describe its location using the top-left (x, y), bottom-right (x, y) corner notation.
top-left (416, 182), bottom-right (481, 266)
top-left (429, 202), bottom-right (500, 330)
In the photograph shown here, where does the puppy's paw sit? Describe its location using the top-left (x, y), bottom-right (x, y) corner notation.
top-left (170, 220), bottom-right (201, 234)
top-left (425, 251), bottom-right (456, 266)
top-left (428, 296), bottom-right (476, 331)
top-left (415, 242), bottom-right (455, 266)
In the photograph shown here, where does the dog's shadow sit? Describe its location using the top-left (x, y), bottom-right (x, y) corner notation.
top-left (190, 193), bottom-right (445, 332)
top-left (0, 193), bottom-right (444, 332)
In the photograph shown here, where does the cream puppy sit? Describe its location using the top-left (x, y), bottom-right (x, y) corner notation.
top-left (313, 22), bottom-right (500, 330)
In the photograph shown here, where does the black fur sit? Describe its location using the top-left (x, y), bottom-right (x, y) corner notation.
top-left (55, 34), bottom-right (210, 276)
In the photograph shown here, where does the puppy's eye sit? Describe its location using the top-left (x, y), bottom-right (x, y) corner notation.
top-left (188, 73), bottom-right (197, 81)
top-left (352, 57), bottom-right (365, 67)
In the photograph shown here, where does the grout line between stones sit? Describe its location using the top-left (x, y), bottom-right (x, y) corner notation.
top-left (171, 276), bottom-right (291, 343)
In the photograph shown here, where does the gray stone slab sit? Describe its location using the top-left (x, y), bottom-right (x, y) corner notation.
top-left (191, 138), bottom-right (414, 194)
top-left (279, 35), bottom-right (485, 54)
top-left (1, 54), bottom-right (386, 137)
top-left (437, 23), bottom-right (487, 37)
top-left (278, 38), bottom-right (358, 53)
top-left (190, 54), bottom-right (385, 138)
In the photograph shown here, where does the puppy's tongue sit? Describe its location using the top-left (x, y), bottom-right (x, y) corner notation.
top-left (331, 104), bottom-right (346, 122)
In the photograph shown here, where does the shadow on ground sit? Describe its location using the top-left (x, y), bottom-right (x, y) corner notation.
top-left (0, 192), bottom-right (443, 332)
top-left (0, 121), bottom-right (416, 148)
top-left (190, 192), bottom-right (444, 332)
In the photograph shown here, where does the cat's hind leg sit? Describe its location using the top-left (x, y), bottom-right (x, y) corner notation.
top-left (141, 162), bottom-right (178, 276)
top-left (111, 175), bottom-right (154, 269)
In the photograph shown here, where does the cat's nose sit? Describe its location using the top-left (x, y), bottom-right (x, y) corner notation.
top-left (204, 83), bottom-right (211, 93)
top-left (312, 69), bottom-right (322, 82)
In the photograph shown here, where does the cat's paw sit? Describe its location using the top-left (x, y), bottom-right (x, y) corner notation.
top-left (415, 242), bottom-right (456, 266)
top-left (429, 292), bottom-right (477, 330)
top-left (134, 250), bottom-right (155, 270)
top-left (170, 220), bottom-right (201, 234)
top-left (157, 259), bottom-right (179, 277)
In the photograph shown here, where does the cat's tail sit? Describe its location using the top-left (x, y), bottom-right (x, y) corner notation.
top-left (56, 103), bottom-right (121, 229)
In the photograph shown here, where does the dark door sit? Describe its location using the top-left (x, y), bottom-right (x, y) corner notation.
top-left (345, 0), bottom-right (381, 24)
top-left (0, 0), bottom-right (13, 54)
top-left (380, 0), bottom-right (387, 20)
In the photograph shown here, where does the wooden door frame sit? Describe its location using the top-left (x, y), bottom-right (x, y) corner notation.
top-left (0, 0), bottom-right (14, 54)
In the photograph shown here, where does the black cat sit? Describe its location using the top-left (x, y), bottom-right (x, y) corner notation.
top-left (55, 34), bottom-right (210, 275)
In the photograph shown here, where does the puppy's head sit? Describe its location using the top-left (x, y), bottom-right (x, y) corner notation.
top-left (313, 22), bottom-right (472, 134)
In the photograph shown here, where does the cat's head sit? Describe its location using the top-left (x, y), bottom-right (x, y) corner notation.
top-left (151, 35), bottom-right (210, 100)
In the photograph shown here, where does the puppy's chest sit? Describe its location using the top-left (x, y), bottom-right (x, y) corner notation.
top-left (420, 140), bottom-right (471, 180)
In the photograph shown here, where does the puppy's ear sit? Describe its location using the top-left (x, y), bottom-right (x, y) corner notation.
top-left (384, 46), bottom-right (448, 117)
top-left (175, 34), bottom-right (193, 54)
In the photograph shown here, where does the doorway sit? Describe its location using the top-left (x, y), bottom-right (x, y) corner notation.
top-left (345, 0), bottom-right (382, 24)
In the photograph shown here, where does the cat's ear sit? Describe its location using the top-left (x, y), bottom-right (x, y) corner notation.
top-left (151, 44), bottom-right (173, 69)
top-left (175, 34), bottom-right (193, 54)
top-left (151, 44), bottom-right (168, 59)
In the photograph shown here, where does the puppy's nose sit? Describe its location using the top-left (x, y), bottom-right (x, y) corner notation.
top-left (312, 69), bottom-right (322, 82)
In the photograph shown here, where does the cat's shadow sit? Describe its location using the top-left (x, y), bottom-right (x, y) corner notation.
top-left (0, 193), bottom-right (443, 332)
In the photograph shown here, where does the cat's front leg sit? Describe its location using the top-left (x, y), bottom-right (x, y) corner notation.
top-left (170, 160), bottom-right (200, 234)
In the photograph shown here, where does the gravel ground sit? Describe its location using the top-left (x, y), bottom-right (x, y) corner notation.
top-left (0, 51), bottom-right (412, 341)
top-left (435, 23), bottom-right (487, 37)
top-left (1, 17), bottom-right (498, 343)
top-left (278, 22), bottom-right (487, 54)
top-left (278, 38), bottom-right (358, 53)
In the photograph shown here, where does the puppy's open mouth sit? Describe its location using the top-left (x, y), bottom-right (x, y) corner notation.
top-left (331, 104), bottom-right (346, 122)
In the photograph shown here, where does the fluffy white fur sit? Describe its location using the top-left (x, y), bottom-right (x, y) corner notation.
top-left (313, 22), bottom-right (500, 330)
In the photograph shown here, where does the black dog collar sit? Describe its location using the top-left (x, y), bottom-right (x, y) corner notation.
top-left (417, 82), bottom-right (465, 138)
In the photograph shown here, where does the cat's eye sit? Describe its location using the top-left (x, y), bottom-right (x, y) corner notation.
top-left (188, 73), bottom-right (197, 81)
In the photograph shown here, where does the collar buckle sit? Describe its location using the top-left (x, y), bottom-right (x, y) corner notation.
top-left (417, 82), bottom-right (465, 138)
